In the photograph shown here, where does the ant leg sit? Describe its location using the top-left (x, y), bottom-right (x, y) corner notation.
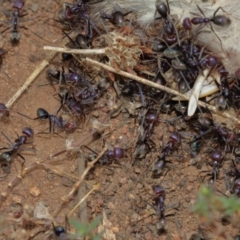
top-left (196, 5), bottom-right (206, 17)
top-left (168, 18), bottom-right (181, 46)
top-left (1, 27), bottom-right (10, 34)
top-left (86, 18), bottom-right (93, 40)
top-left (100, 10), bottom-right (111, 20)
top-left (165, 0), bottom-right (170, 15)
top-left (62, 30), bottom-right (77, 48)
top-left (209, 23), bottom-right (224, 51)
top-left (17, 153), bottom-right (25, 167)
top-left (1, 131), bottom-right (13, 145)
top-left (213, 7), bottom-right (228, 18)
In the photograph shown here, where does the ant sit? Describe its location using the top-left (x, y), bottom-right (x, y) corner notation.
top-left (100, 4), bottom-right (132, 27)
top-left (63, 18), bottom-right (93, 49)
top-left (84, 145), bottom-right (124, 164)
top-left (58, 87), bottom-right (85, 118)
top-left (152, 185), bottom-right (168, 232)
top-left (61, 0), bottom-right (101, 35)
top-left (47, 66), bottom-right (86, 87)
top-left (155, 0), bottom-right (180, 45)
top-left (186, 6), bottom-right (231, 48)
top-left (152, 132), bottom-right (181, 175)
top-left (35, 108), bottom-right (65, 134)
top-left (161, 132), bottom-right (181, 157)
top-left (207, 75), bottom-right (234, 111)
top-left (203, 149), bottom-right (223, 183)
top-left (0, 127), bottom-right (34, 174)
top-left (1, 0), bottom-right (28, 44)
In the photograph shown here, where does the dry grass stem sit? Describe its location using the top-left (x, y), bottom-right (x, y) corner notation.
top-left (44, 46), bottom-right (107, 55)
top-left (6, 60), bottom-right (49, 108)
top-left (85, 58), bottom-right (240, 125)
top-left (54, 146), bottom-right (107, 217)
top-left (68, 183), bottom-right (100, 217)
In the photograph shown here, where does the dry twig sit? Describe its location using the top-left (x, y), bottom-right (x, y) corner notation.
top-left (84, 58), bottom-right (240, 125)
top-left (53, 146), bottom-right (107, 217)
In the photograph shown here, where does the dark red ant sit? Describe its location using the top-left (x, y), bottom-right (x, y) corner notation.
top-left (100, 4), bottom-right (132, 27)
top-left (85, 145), bottom-right (124, 164)
top-left (47, 67), bottom-right (86, 87)
top-left (161, 132), bottom-right (181, 157)
top-left (132, 110), bottom-right (159, 163)
top-left (185, 6), bottom-right (231, 48)
top-left (60, 0), bottom-right (101, 35)
top-left (0, 127), bottom-right (34, 174)
top-left (58, 87), bottom-right (84, 118)
top-left (152, 185), bottom-right (168, 232)
top-left (204, 149), bottom-right (223, 182)
top-left (155, 0), bottom-right (180, 45)
top-left (142, 109), bottom-right (159, 140)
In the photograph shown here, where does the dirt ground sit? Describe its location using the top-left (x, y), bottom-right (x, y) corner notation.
top-left (0, 0), bottom-right (239, 239)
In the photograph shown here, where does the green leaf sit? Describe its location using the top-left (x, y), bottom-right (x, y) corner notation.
top-left (86, 216), bottom-right (102, 233)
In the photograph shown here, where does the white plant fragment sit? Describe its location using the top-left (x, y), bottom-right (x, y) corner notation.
top-left (188, 68), bottom-right (210, 117)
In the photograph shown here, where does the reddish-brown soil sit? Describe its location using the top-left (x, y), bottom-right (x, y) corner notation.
top-left (0, 1), bottom-right (239, 240)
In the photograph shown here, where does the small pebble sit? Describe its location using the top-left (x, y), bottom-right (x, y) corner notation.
top-left (29, 186), bottom-right (41, 197)
top-left (111, 227), bottom-right (119, 233)
top-left (129, 193), bottom-right (135, 199)
top-left (144, 231), bottom-right (153, 240)
top-left (107, 202), bottom-right (115, 209)
top-left (12, 195), bottom-right (22, 204)
top-left (134, 167), bottom-right (141, 173)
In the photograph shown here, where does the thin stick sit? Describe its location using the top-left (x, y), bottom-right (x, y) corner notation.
top-left (6, 60), bottom-right (49, 108)
top-left (44, 46), bottom-right (107, 55)
top-left (77, 152), bottom-right (87, 223)
top-left (68, 183), bottom-right (100, 217)
top-left (84, 58), bottom-right (240, 125)
top-left (53, 146), bottom-right (107, 217)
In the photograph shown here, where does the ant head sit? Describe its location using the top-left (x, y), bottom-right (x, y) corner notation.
top-left (152, 185), bottom-right (165, 196)
top-left (112, 11), bottom-right (125, 27)
top-left (54, 225), bottom-right (66, 236)
top-left (37, 108), bottom-right (49, 119)
top-left (22, 127), bottom-right (34, 138)
top-left (155, 1), bottom-right (169, 19)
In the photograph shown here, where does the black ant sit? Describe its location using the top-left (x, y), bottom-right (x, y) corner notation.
top-left (0, 127), bottom-right (34, 174)
top-left (152, 132), bottom-right (180, 175)
top-left (47, 66), bottom-right (86, 87)
top-left (100, 3), bottom-right (132, 27)
top-left (60, 0), bottom-right (101, 35)
top-left (155, 0), bottom-right (180, 45)
top-left (1, 0), bottom-right (28, 44)
top-left (35, 108), bottom-right (65, 134)
top-left (186, 6), bottom-right (231, 49)
top-left (84, 145), bottom-right (124, 164)
top-left (63, 18), bottom-right (93, 50)
top-left (58, 87), bottom-right (85, 118)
